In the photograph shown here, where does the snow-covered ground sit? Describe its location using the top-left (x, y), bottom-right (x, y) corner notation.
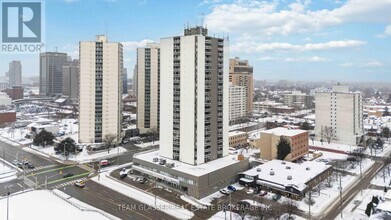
top-left (208, 211), bottom-right (256, 220)
top-left (92, 171), bottom-right (194, 219)
top-left (135, 140), bottom-right (159, 148)
top-left (310, 140), bottom-right (391, 158)
top-left (0, 190), bottom-right (117, 220)
top-left (0, 118), bottom-right (79, 146)
top-left (29, 145), bottom-right (127, 163)
top-left (371, 164), bottom-right (391, 187)
top-left (0, 158), bottom-right (17, 183)
top-left (335, 189), bottom-right (390, 220)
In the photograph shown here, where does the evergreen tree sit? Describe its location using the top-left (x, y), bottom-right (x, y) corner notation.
top-left (384, 106), bottom-right (390, 116)
top-left (300, 121), bottom-right (310, 130)
top-left (33, 129), bottom-right (55, 147)
top-left (276, 136), bottom-right (291, 160)
top-left (54, 137), bottom-right (77, 155)
top-left (381, 127), bottom-right (390, 139)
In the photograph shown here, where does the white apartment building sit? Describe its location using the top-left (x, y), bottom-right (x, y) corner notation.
top-left (159, 26), bottom-right (229, 165)
top-left (315, 84), bottom-right (363, 145)
top-left (136, 43), bottom-right (160, 134)
top-left (229, 84), bottom-right (247, 122)
top-left (78, 35), bottom-right (123, 143)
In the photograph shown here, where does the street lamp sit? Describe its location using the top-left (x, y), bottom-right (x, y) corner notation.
top-left (7, 185), bottom-right (12, 220)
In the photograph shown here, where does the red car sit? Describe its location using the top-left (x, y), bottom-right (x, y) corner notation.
top-left (259, 190), bottom-right (268, 196)
top-left (99, 160), bottom-right (110, 166)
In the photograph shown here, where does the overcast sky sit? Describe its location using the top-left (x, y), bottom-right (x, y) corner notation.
top-left (1, 0), bottom-right (391, 82)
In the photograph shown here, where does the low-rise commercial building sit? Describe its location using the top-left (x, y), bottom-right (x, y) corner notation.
top-left (5, 86), bottom-right (23, 100)
top-left (0, 111), bottom-right (16, 124)
top-left (133, 150), bottom-right (249, 199)
top-left (239, 159), bottom-right (332, 199)
top-left (229, 131), bottom-right (247, 148)
top-left (258, 127), bottom-right (308, 161)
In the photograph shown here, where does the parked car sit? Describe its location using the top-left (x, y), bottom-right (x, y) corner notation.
top-left (219, 189), bottom-right (231, 195)
top-left (272, 194), bottom-right (281, 201)
top-left (99, 160), bottom-right (110, 166)
top-left (259, 190), bottom-right (268, 196)
top-left (153, 158), bottom-right (159, 162)
top-left (159, 159), bottom-right (166, 165)
top-left (227, 185), bottom-right (237, 192)
top-left (253, 188), bottom-right (260, 194)
top-left (74, 180), bottom-right (85, 188)
top-left (119, 169), bottom-right (128, 179)
top-left (27, 163), bottom-right (35, 169)
top-left (138, 178), bottom-right (147, 184)
top-left (63, 173), bottom-right (74, 178)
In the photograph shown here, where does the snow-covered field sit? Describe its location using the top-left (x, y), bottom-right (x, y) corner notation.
top-left (335, 189), bottom-right (390, 220)
top-left (371, 164), bottom-right (391, 187)
top-left (29, 145), bottom-right (127, 163)
top-left (0, 190), bottom-right (116, 220)
top-left (92, 171), bottom-right (194, 219)
top-left (0, 158), bottom-right (17, 183)
top-left (311, 140), bottom-right (391, 158)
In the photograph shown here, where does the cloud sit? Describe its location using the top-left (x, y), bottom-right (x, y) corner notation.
top-left (258, 56), bottom-right (329, 62)
top-left (362, 60), bottom-right (382, 67)
top-left (122, 39), bottom-right (154, 51)
top-left (385, 25), bottom-right (391, 36)
top-left (200, 0), bottom-right (222, 6)
top-left (232, 40), bottom-right (366, 53)
top-left (205, 0), bottom-right (391, 36)
top-left (341, 62), bottom-right (354, 67)
top-left (341, 60), bottom-right (383, 67)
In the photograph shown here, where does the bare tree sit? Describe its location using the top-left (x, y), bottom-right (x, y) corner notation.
top-left (282, 198), bottom-right (299, 219)
top-left (103, 133), bottom-right (117, 153)
top-left (320, 126), bottom-right (337, 144)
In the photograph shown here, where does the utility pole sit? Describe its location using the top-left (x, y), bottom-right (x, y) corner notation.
top-left (7, 185), bottom-right (10, 220)
top-left (229, 192), bottom-right (232, 220)
top-left (117, 146), bottom-right (120, 166)
top-left (308, 191), bottom-right (311, 220)
top-left (339, 173), bottom-right (343, 218)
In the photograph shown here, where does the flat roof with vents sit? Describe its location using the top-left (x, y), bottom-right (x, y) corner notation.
top-left (240, 159), bottom-right (331, 191)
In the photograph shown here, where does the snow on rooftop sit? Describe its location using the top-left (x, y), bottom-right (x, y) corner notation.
top-left (134, 150), bottom-right (246, 177)
top-left (0, 190), bottom-right (113, 220)
top-left (241, 159), bottom-right (331, 191)
top-left (229, 130), bottom-right (247, 137)
top-left (261, 127), bottom-right (307, 137)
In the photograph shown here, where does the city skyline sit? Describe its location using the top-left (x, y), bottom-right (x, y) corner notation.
top-left (1, 0), bottom-right (391, 82)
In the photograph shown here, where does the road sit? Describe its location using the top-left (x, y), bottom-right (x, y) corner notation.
top-left (60, 180), bottom-right (173, 220)
top-left (0, 137), bottom-right (171, 220)
top-left (320, 161), bottom-right (385, 220)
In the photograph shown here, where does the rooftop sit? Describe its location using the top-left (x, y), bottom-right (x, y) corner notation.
top-left (229, 130), bottom-right (247, 137)
top-left (134, 150), bottom-right (246, 177)
top-left (261, 127), bottom-right (307, 137)
top-left (241, 159), bottom-right (331, 191)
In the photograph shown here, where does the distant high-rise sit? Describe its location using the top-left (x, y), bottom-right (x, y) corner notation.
top-left (122, 68), bottom-right (128, 94)
top-left (132, 65), bottom-right (138, 97)
top-left (315, 84), bottom-right (363, 145)
top-left (136, 43), bottom-right (160, 134)
top-left (8, 61), bottom-right (22, 86)
top-left (79, 35), bottom-right (123, 143)
top-left (159, 26), bottom-right (229, 165)
top-left (229, 84), bottom-right (247, 122)
top-left (39, 52), bottom-right (68, 96)
top-left (62, 59), bottom-right (79, 101)
top-left (229, 57), bottom-right (254, 114)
